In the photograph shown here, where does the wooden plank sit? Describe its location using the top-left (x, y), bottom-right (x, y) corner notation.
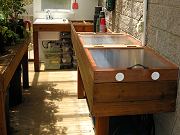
top-left (71, 23), bottom-right (94, 112)
top-left (94, 69), bottom-right (179, 83)
top-left (71, 20), bottom-right (93, 33)
top-left (93, 99), bottom-right (176, 117)
top-left (73, 25), bottom-right (93, 32)
top-left (94, 81), bottom-right (177, 102)
top-left (95, 117), bottom-right (109, 135)
top-left (76, 40), bottom-right (94, 107)
top-left (33, 24), bottom-right (71, 32)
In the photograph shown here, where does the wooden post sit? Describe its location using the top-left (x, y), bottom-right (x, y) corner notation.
top-left (33, 31), bottom-right (40, 72)
top-left (0, 92), bottom-right (7, 135)
top-left (22, 50), bottom-right (29, 88)
top-left (9, 64), bottom-right (22, 107)
top-left (95, 116), bottom-right (109, 135)
top-left (77, 68), bottom-right (85, 99)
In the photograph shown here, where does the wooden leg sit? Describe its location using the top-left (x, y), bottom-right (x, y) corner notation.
top-left (95, 116), bottom-right (109, 135)
top-left (9, 64), bottom-right (22, 107)
top-left (22, 50), bottom-right (29, 88)
top-left (0, 92), bottom-right (7, 135)
top-left (33, 31), bottom-right (40, 72)
top-left (77, 68), bottom-right (85, 99)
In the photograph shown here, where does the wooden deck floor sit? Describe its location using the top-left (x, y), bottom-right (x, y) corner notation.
top-left (10, 62), bottom-right (94, 135)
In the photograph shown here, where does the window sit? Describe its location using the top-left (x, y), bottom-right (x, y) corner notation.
top-left (41, 0), bottom-right (71, 10)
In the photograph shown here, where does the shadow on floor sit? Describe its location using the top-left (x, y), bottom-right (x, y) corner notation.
top-left (9, 82), bottom-right (70, 135)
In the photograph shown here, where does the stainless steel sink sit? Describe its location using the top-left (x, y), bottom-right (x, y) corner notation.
top-left (88, 48), bottom-right (167, 69)
top-left (78, 33), bottom-right (142, 48)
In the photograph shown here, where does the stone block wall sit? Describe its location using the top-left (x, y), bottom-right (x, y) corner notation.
top-left (147, 1), bottom-right (180, 135)
top-left (99, 0), bottom-right (144, 40)
top-left (99, 0), bottom-right (180, 135)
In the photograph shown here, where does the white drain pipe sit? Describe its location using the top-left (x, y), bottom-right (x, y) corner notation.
top-left (142, 0), bottom-right (148, 46)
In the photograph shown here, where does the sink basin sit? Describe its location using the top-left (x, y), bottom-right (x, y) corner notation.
top-left (33, 18), bottom-right (69, 24)
top-left (78, 33), bottom-right (141, 47)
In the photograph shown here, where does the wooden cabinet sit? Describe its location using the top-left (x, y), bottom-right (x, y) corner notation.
top-left (33, 22), bottom-right (71, 72)
top-left (33, 20), bottom-right (94, 71)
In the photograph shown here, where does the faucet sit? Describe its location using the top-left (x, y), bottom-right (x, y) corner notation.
top-left (46, 9), bottom-right (53, 20)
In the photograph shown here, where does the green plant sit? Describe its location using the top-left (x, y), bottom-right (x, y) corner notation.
top-left (0, 0), bottom-right (26, 22)
top-left (0, 0), bottom-right (27, 54)
top-left (0, 0), bottom-right (27, 40)
top-left (0, 25), bottom-right (18, 54)
top-left (0, 25), bottom-right (19, 45)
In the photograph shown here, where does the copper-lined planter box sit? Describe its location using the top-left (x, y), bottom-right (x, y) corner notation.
top-left (73, 33), bottom-right (179, 117)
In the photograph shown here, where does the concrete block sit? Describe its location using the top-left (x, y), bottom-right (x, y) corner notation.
top-left (115, 0), bottom-right (122, 13)
top-left (115, 12), bottom-right (121, 28)
top-left (167, 7), bottom-right (180, 36)
top-left (172, 115), bottom-right (180, 135)
top-left (121, 0), bottom-right (133, 17)
top-left (147, 23), bottom-right (180, 62)
top-left (132, 2), bottom-right (143, 20)
top-left (147, 25), bottom-right (157, 48)
top-left (154, 112), bottom-right (176, 135)
top-left (135, 0), bottom-right (144, 2)
top-left (149, 0), bottom-right (160, 4)
top-left (176, 89), bottom-right (180, 115)
top-left (120, 0), bottom-right (143, 20)
top-left (161, 0), bottom-right (180, 7)
top-left (149, 0), bottom-right (180, 6)
top-left (166, 34), bottom-right (180, 64)
top-left (119, 15), bottom-right (131, 31)
top-left (106, 11), bottom-right (113, 23)
top-left (148, 4), bottom-right (169, 30)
